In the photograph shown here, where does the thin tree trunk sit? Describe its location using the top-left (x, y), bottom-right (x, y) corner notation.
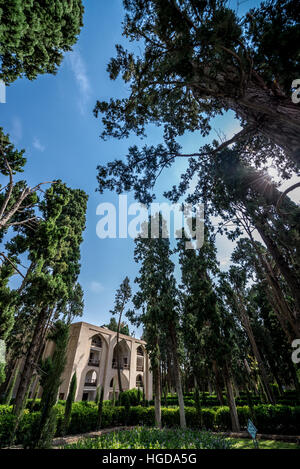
top-left (257, 225), bottom-right (300, 316)
top-left (212, 360), bottom-right (224, 405)
top-left (237, 294), bottom-right (275, 404)
top-left (153, 361), bottom-right (161, 428)
top-left (116, 310), bottom-right (123, 394)
top-left (223, 360), bottom-right (240, 432)
top-left (13, 308), bottom-right (48, 425)
top-left (169, 325), bottom-right (186, 428)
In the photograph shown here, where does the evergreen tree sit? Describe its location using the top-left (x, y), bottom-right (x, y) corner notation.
top-left (178, 228), bottom-right (240, 431)
top-left (104, 317), bottom-right (130, 336)
top-left (96, 385), bottom-right (104, 430)
top-left (11, 181), bottom-right (87, 433)
top-left (94, 0), bottom-right (300, 210)
top-left (63, 372), bottom-right (77, 436)
top-left (110, 277), bottom-right (131, 393)
top-left (0, 0), bottom-right (84, 84)
top-left (26, 321), bottom-right (70, 449)
top-left (128, 214), bottom-right (186, 428)
top-left (3, 365), bottom-right (18, 406)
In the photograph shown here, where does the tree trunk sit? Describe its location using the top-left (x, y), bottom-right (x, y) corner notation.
top-left (223, 360), bottom-right (240, 432)
top-left (257, 225), bottom-right (300, 317)
top-left (153, 361), bottom-right (161, 429)
top-left (169, 324), bottom-right (186, 428)
top-left (116, 311), bottom-right (123, 394)
top-left (13, 309), bottom-right (48, 425)
top-left (237, 295), bottom-right (275, 404)
top-left (212, 360), bottom-right (224, 405)
top-left (227, 80), bottom-right (300, 166)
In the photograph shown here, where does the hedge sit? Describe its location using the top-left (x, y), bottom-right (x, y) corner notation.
top-left (1, 403), bottom-right (299, 448)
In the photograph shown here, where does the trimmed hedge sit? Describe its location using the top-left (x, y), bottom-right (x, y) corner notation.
top-left (1, 403), bottom-right (299, 447)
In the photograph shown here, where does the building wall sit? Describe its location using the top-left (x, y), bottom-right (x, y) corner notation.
top-left (57, 322), bottom-right (153, 402)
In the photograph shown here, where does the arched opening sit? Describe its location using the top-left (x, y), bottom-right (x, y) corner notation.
top-left (84, 369), bottom-right (97, 387)
top-left (89, 334), bottom-right (103, 366)
top-left (112, 339), bottom-right (131, 370)
top-left (136, 345), bottom-right (144, 371)
top-left (136, 374), bottom-right (143, 388)
top-left (91, 334), bottom-right (102, 348)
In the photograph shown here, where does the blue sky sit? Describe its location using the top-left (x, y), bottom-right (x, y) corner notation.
top-left (1, 0), bottom-right (266, 336)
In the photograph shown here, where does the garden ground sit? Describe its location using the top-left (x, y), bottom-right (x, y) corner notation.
top-left (60, 428), bottom-right (299, 450)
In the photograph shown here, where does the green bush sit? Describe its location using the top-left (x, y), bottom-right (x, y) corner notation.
top-left (1, 402), bottom-right (299, 448)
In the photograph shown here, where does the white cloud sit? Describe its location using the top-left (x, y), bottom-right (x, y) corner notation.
top-left (67, 49), bottom-right (91, 114)
top-left (11, 117), bottom-right (22, 143)
top-left (33, 137), bottom-right (45, 152)
top-left (90, 281), bottom-right (104, 293)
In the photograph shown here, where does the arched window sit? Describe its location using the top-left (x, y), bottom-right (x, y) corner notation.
top-left (91, 334), bottom-right (102, 348)
top-left (136, 374), bottom-right (143, 388)
top-left (84, 370), bottom-right (97, 387)
top-left (110, 378), bottom-right (114, 388)
top-left (136, 346), bottom-right (144, 371)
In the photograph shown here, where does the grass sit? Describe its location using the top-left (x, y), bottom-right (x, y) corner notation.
top-left (228, 438), bottom-right (299, 449)
top-left (63, 427), bottom-right (233, 449)
top-left (62, 427), bottom-right (299, 450)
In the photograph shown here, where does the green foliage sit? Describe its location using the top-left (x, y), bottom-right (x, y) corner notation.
top-left (1, 402), bottom-right (300, 447)
top-left (28, 321), bottom-right (70, 448)
top-left (63, 427), bottom-right (233, 449)
top-left (0, 0), bottom-right (84, 83)
top-left (3, 366), bottom-right (18, 406)
top-left (96, 386), bottom-right (104, 430)
top-left (63, 372), bottom-right (77, 435)
top-left (103, 317), bottom-right (130, 336)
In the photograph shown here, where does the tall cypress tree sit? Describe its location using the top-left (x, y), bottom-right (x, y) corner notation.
top-left (11, 182), bottom-right (87, 434)
top-left (178, 228), bottom-right (240, 432)
top-left (27, 321), bottom-right (70, 449)
top-left (110, 277), bottom-right (131, 394)
top-left (128, 214), bottom-right (186, 428)
top-left (63, 372), bottom-right (77, 436)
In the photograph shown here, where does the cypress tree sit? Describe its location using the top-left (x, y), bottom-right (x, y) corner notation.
top-left (27, 321), bottom-right (70, 448)
top-left (96, 386), bottom-right (104, 431)
top-left (3, 365), bottom-right (19, 406)
top-left (63, 372), bottom-right (77, 436)
top-left (95, 385), bottom-right (100, 405)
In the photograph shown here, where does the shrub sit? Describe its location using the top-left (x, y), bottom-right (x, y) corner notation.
top-left (1, 402), bottom-right (299, 448)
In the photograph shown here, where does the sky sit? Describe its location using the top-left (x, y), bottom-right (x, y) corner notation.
top-left (1, 0), bottom-right (289, 337)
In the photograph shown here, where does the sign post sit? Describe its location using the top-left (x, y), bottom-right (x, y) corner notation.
top-left (247, 419), bottom-right (259, 449)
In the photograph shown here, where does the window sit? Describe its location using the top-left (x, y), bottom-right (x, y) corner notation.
top-left (136, 375), bottom-right (143, 388)
top-left (91, 335), bottom-right (102, 348)
top-left (59, 393), bottom-right (64, 400)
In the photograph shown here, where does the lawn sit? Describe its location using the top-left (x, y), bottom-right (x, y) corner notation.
top-left (228, 438), bottom-right (299, 450)
top-left (63, 428), bottom-right (232, 449)
top-left (62, 427), bottom-right (299, 450)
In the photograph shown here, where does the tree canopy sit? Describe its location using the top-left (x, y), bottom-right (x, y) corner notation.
top-left (0, 0), bottom-right (84, 83)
